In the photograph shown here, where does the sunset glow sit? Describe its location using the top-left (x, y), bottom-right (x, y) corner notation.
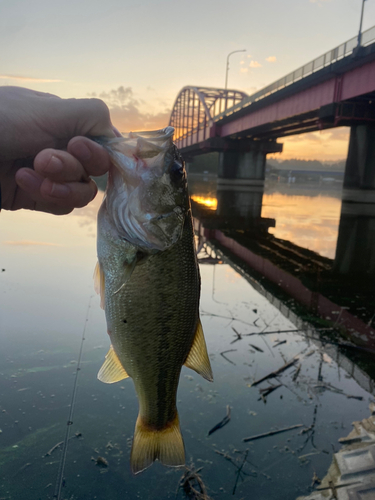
top-left (261, 191), bottom-right (342, 258)
top-left (0, 0), bottom-right (373, 162)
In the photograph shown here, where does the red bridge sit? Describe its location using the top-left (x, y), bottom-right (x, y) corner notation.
top-left (169, 26), bottom-right (375, 198)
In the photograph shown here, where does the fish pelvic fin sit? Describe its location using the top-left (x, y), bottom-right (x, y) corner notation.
top-left (93, 261), bottom-right (105, 309)
top-left (130, 413), bottom-right (185, 474)
top-left (184, 319), bottom-right (213, 382)
top-left (97, 345), bottom-right (129, 383)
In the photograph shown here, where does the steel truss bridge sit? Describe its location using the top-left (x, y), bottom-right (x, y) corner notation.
top-left (169, 87), bottom-right (247, 148)
top-left (169, 25), bottom-right (375, 155)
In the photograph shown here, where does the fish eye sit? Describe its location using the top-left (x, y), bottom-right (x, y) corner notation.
top-left (170, 161), bottom-right (185, 182)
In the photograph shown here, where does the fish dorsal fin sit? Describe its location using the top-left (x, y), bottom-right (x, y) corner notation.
top-left (184, 319), bottom-right (213, 382)
top-left (98, 345), bottom-right (129, 384)
top-left (93, 261), bottom-right (105, 309)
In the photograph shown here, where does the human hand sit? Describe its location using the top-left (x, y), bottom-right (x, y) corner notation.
top-left (0, 86), bottom-right (116, 214)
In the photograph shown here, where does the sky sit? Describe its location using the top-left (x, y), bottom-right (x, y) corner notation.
top-left (1, 0), bottom-right (374, 160)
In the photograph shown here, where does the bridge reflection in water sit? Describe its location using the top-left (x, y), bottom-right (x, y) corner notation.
top-left (188, 174), bottom-right (375, 361)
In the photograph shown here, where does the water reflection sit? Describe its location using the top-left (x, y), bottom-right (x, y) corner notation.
top-left (0, 178), bottom-right (375, 499)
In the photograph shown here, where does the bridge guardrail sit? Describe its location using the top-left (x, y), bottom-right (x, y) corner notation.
top-left (215, 25), bottom-right (375, 121)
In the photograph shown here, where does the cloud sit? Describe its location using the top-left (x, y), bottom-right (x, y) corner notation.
top-left (265, 56), bottom-right (277, 63)
top-left (240, 68), bottom-right (249, 73)
top-left (90, 86), bottom-right (171, 132)
top-left (249, 61), bottom-right (262, 68)
top-left (3, 240), bottom-right (60, 246)
top-left (0, 74), bottom-right (62, 83)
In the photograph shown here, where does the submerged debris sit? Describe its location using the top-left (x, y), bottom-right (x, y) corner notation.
top-left (94, 456), bottom-right (108, 467)
top-left (176, 464), bottom-right (211, 500)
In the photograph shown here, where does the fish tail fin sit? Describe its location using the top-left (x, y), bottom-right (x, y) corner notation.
top-left (130, 412), bottom-right (185, 474)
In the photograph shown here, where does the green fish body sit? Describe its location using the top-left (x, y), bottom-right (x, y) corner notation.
top-left (95, 128), bottom-right (213, 474)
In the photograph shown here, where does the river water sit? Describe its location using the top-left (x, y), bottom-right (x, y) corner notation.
top-left (0, 174), bottom-right (374, 500)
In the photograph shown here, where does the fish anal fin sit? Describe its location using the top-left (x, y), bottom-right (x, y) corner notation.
top-left (97, 345), bottom-right (129, 384)
top-left (184, 319), bottom-right (213, 382)
top-left (93, 261), bottom-right (105, 309)
top-left (130, 413), bottom-right (185, 474)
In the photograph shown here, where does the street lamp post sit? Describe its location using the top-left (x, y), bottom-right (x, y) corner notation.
top-left (225, 49), bottom-right (246, 90)
top-left (357, 0), bottom-right (367, 47)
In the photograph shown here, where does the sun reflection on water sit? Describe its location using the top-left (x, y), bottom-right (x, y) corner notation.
top-left (190, 195), bottom-right (218, 210)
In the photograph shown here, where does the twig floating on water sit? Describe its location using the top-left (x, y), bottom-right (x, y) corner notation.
top-left (243, 424), bottom-right (304, 442)
top-left (249, 358), bottom-right (298, 387)
top-left (273, 340), bottom-right (287, 348)
top-left (45, 432), bottom-right (82, 456)
top-left (246, 328), bottom-right (333, 337)
top-left (258, 384), bottom-right (282, 399)
top-left (249, 344), bottom-right (264, 353)
top-left (220, 350), bottom-right (237, 365)
top-left (230, 327), bottom-right (242, 344)
top-left (12, 462), bottom-right (32, 478)
top-left (208, 405), bottom-right (231, 436)
top-left (292, 364), bottom-right (301, 382)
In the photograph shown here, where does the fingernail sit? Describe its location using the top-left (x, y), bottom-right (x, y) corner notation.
top-left (46, 155), bottom-right (63, 173)
top-left (50, 182), bottom-right (70, 198)
top-left (71, 142), bottom-right (91, 162)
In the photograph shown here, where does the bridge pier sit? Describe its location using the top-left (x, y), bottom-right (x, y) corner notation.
top-left (217, 140), bottom-right (282, 187)
top-left (343, 125), bottom-right (375, 203)
top-left (334, 202), bottom-right (375, 276)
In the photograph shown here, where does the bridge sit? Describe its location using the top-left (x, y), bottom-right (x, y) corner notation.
top-left (169, 26), bottom-right (375, 198)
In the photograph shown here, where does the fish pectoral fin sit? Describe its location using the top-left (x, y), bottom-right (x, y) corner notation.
top-left (93, 261), bottom-right (105, 309)
top-left (113, 258), bottom-right (137, 295)
top-left (97, 345), bottom-right (129, 384)
top-left (131, 413), bottom-right (185, 474)
top-left (184, 319), bottom-right (213, 382)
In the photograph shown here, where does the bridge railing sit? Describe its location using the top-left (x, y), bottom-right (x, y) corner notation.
top-left (215, 24), bottom-right (375, 121)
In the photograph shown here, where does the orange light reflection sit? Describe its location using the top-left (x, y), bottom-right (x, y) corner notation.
top-left (190, 195), bottom-right (218, 210)
top-left (261, 192), bottom-right (342, 259)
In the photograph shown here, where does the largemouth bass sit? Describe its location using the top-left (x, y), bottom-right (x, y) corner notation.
top-left (94, 127), bottom-right (213, 474)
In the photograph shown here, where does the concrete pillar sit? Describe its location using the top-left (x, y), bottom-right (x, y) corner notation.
top-left (343, 125), bottom-right (375, 199)
top-left (334, 202), bottom-right (375, 275)
top-left (216, 187), bottom-right (264, 220)
top-left (218, 140), bottom-right (282, 187)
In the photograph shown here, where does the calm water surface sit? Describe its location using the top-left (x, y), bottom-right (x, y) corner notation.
top-left (0, 178), bottom-right (374, 500)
